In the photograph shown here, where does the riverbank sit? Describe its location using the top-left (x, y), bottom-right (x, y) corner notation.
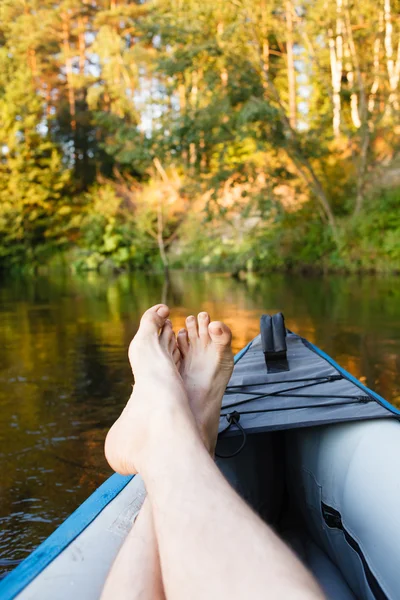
top-left (2, 186), bottom-right (399, 277)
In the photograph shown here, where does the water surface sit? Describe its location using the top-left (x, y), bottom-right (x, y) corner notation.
top-left (1, 271), bottom-right (400, 577)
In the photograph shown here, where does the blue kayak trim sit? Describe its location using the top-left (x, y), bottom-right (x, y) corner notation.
top-left (0, 341), bottom-right (252, 599)
top-left (0, 473), bottom-right (134, 600)
top-left (233, 340), bottom-right (252, 364)
top-left (305, 339), bottom-right (400, 417)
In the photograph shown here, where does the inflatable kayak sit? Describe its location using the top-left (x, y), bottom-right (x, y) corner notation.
top-left (1, 314), bottom-right (399, 600)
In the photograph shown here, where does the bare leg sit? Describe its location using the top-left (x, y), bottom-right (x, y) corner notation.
top-left (102, 307), bottom-right (181, 600)
top-left (104, 305), bottom-right (324, 600)
top-left (101, 499), bottom-right (164, 600)
top-left (102, 309), bottom-right (233, 600)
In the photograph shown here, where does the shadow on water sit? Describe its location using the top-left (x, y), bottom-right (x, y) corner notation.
top-left (0, 270), bottom-right (400, 576)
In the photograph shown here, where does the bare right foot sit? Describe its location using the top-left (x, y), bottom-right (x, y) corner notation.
top-left (177, 313), bottom-right (234, 454)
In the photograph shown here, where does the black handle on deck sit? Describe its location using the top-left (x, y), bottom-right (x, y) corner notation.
top-left (260, 313), bottom-right (288, 371)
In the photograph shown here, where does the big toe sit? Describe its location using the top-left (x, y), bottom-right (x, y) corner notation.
top-left (208, 321), bottom-right (232, 348)
top-left (138, 304), bottom-right (170, 336)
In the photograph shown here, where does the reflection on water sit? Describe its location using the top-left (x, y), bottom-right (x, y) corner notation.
top-left (1, 271), bottom-right (400, 576)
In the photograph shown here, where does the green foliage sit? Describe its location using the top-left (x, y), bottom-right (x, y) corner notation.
top-left (0, 47), bottom-right (71, 268)
top-left (70, 185), bottom-right (159, 271)
top-left (0, 0), bottom-right (399, 273)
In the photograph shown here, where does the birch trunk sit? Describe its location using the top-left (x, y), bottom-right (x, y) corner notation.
top-left (342, 2), bottom-right (370, 215)
top-left (200, 132), bottom-right (207, 171)
top-left (328, 0), bottom-right (343, 138)
top-left (260, 0), bottom-right (269, 94)
top-left (368, 13), bottom-right (383, 115)
top-left (178, 81), bottom-right (187, 163)
top-left (189, 71), bottom-right (198, 166)
top-left (286, 0), bottom-right (297, 129)
top-left (384, 0), bottom-right (400, 111)
top-left (190, 70), bottom-right (198, 109)
top-left (344, 44), bottom-right (361, 128)
top-left (343, 2), bottom-right (366, 119)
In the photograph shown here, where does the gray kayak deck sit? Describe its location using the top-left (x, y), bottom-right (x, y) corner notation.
top-left (219, 332), bottom-right (398, 435)
top-left (2, 327), bottom-right (399, 599)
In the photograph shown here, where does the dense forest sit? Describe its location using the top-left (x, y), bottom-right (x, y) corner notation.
top-left (0, 0), bottom-right (399, 274)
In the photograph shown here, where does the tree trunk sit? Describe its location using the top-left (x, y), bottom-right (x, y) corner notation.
top-left (178, 81), bottom-right (187, 164)
top-left (344, 3), bottom-right (366, 120)
top-left (328, 0), bottom-right (343, 138)
top-left (78, 16), bottom-right (86, 76)
top-left (368, 14), bottom-right (383, 115)
top-left (260, 0), bottom-right (269, 92)
top-left (27, 47), bottom-right (39, 84)
top-left (255, 41), bottom-right (337, 234)
top-left (157, 197), bottom-right (169, 272)
top-left (62, 13), bottom-right (77, 133)
top-left (286, 1), bottom-right (297, 129)
top-left (189, 143), bottom-right (196, 166)
top-left (343, 1), bottom-right (370, 215)
top-left (200, 132), bottom-right (207, 171)
top-left (190, 70), bottom-right (198, 109)
top-left (353, 126), bottom-right (370, 215)
top-left (344, 43), bottom-right (361, 128)
top-left (264, 79), bottom-right (337, 233)
top-left (46, 86), bottom-right (52, 133)
top-left (384, 0), bottom-right (400, 111)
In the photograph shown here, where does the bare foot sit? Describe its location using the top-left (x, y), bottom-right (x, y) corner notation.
top-left (177, 312), bottom-right (234, 454)
top-left (105, 304), bottom-right (192, 476)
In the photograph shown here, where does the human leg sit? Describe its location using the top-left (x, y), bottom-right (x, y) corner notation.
top-left (101, 498), bottom-right (164, 600)
top-left (105, 305), bottom-right (324, 600)
top-left (102, 308), bottom-right (234, 600)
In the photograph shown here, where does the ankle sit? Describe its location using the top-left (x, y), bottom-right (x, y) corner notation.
top-left (140, 412), bottom-right (203, 480)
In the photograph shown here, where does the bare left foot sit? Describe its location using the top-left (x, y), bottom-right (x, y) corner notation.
top-left (177, 312), bottom-right (234, 454)
top-left (104, 304), bottom-right (192, 476)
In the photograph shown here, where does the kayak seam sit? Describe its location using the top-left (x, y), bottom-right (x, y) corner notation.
top-left (321, 502), bottom-right (389, 600)
top-left (301, 337), bottom-right (400, 418)
top-left (0, 473), bottom-right (134, 600)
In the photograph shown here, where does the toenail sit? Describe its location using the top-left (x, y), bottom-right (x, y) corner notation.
top-left (165, 319), bottom-right (172, 326)
top-left (187, 315), bottom-right (195, 322)
top-left (213, 327), bottom-right (223, 335)
top-left (199, 312), bottom-right (208, 319)
top-left (157, 306), bottom-right (169, 317)
top-left (178, 328), bottom-right (186, 334)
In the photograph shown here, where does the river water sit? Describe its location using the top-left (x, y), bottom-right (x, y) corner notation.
top-left (1, 270), bottom-right (400, 577)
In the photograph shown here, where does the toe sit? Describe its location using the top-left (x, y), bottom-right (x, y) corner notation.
top-left (169, 331), bottom-right (177, 354)
top-left (139, 304), bottom-right (170, 336)
top-left (208, 321), bottom-right (232, 347)
top-left (186, 315), bottom-right (198, 343)
top-left (173, 347), bottom-right (181, 366)
top-left (197, 312), bottom-right (210, 345)
top-left (177, 328), bottom-right (189, 356)
top-left (177, 329), bottom-right (189, 356)
top-left (159, 320), bottom-right (174, 350)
